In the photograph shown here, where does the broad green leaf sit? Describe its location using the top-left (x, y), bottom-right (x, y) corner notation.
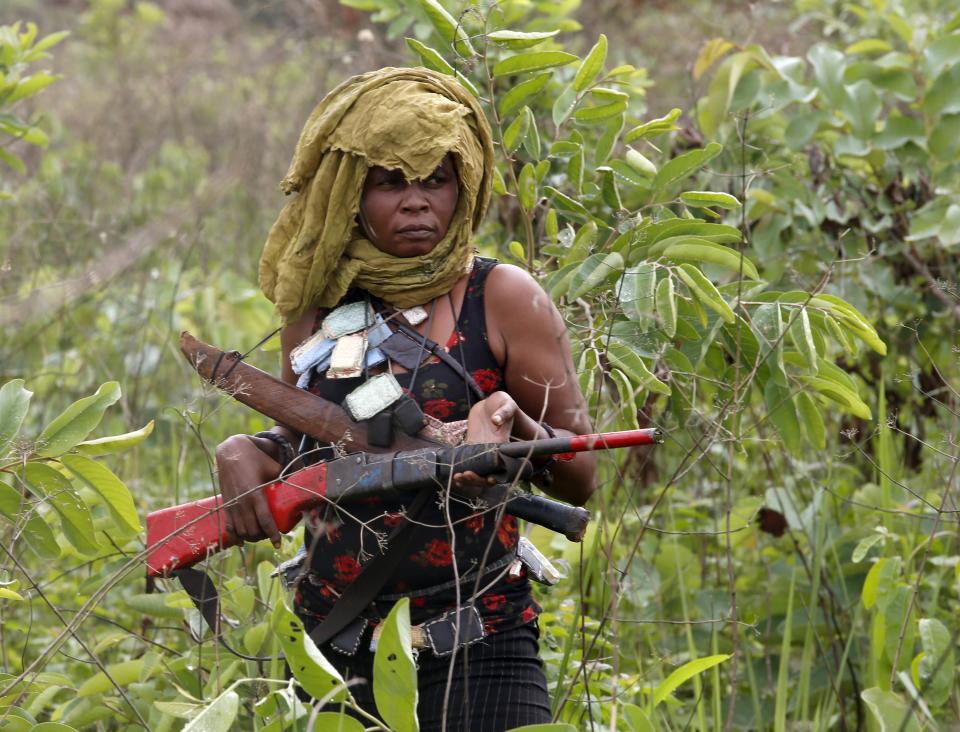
top-left (788, 307), bottom-right (818, 375)
top-left (661, 240), bottom-right (758, 279)
top-left (655, 276), bottom-right (676, 337)
top-left (569, 252), bottom-right (624, 300)
top-left (852, 533), bottom-right (884, 563)
top-left (508, 240), bottom-right (526, 261)
top-left (860, 688), bottom-right (921, 732)
top-left (650, 142), bottom-right (722, 194)
top-left (624, 108), bottom-right (681, 142)
top-left (845, 38), bottom-right (893, 55)
top-left (373, 598), bottom-right (418, 732)
top-left (405, 38), bottom-right (455, 75)
top-left (605, 160), bottom-right (650, 187)
top-left (674, 263), bottom-right (735, 324)
top-left (625, 149), bottom-right (657, 177)
top-left (522, 107), bottom-right (541, 158)
top-left (6, 72), bottom-right (59, 104)
top-left (573, 99), bottom-right (626, 123)
top-left (78, 657), bottom-right (158, 697)
top-left (693, 37), bottom-right (735, 79)
top-left (36, 382), bottom-right (121, 458)
top-left (486, 29), bottom-right (559, 49)
top-left (595, 115), bottom-right (623, 165)
top-left (573, 34), bottom-right (606, 91)
top-left (647, 219), bottom-right (741, 245)
top-left (0, 379), bottom-right (32, 454)
top-left (0, 476), bottom-right (22, 519)
top-left (60, 454), bottom-right (142, 533)
top-left (918, 618), bottom-right (953, 706)
top-left (551, 83), bottom-right (578, 127)
top-left (543, 185), bottom-right (590, 219)
top-left (764, 382), bottom-right (801, 456)
top-left (752, 303), bottom-right (785, 382)
top-left (518, 162), bottom-right (537, 210)
top-left (183, 690), bottom-right (240, 732)
top-left (309, 714), bottom-right (364, 732)
top-left (680, 190), bottom-right (741, 210)
top-left (610, 369), bottom-right (640, 430)
top-left (653, 654), bottom-right (731, 706)
top-left (272, 601), bottom-right (347, 702)
top-left (621, 703), bottom-right (654, 732)
top-left (843, 79), bottom-right (881, 139)
top-left (923, 32), bottom-right (960, 78)
top-left (23, 463), bottom-right (99, 556)
top-left (498, 72), bottom-right (550, 118)
top-left (807, 44), bottom-right (848, 108)
top-left (807, 377), bottom-right (871, 420)
top-left (493, 166), bottom-right (507, 196)
top-left (862, 557), bottom-right (901, 611)
top-left (0, 587), bottom-right (23, 601)
top-left (503, 109), bottom-right (530, 154)
top-left (875, 114), bottom-right (924, 150)
top-left (568, 146), bottom-right (584, 193)
top-left (22, 510), bottom-right (60, 559)
top-left (618, 263), bottom-right (655, 322)
top-left (492, 51), bottom-right (578, 78)
top-left (29, 29), bottom-right (70, 56)
top-left (606, 339), bottom-right (671, 396)
top-left (809, 295), bottom-right (885, 355)
top-left (795, 391), bottom-right (825, 450)
top-left (76, 420), bottom-right (154, 456)
top-left (418, 0), bottom-right (474, 56)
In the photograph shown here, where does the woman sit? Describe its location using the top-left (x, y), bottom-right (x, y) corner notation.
top-left (216, 67), bottom-right (596, 731)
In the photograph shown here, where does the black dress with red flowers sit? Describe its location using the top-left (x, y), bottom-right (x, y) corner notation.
top-left (295, 257), bottom-right (540, 635)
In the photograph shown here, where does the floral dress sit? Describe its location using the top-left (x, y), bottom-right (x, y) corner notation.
top-left (294, 257), bottom-right (540, 635)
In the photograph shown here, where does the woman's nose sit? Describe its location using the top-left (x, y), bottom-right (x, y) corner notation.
top-left (399, 183), bottom-right (430, 213)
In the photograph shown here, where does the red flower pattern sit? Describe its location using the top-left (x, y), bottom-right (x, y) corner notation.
top-left (423, 398), bottom-right (456, 419)
top-left (471, 368), bottom-right (500, 395)
top-left (482, 593), bottom-right (507, 611)
top-left (445, 330), bottom-right (465, 349)
top-left (496, 514), bottom-right (518, 549)
top-left (333, 554), bottom-right (361, 584)
top-left (521, 605), bottom-right (537, 623)
top-left (465, 514), bottom-right (484, 534)
top-left (411, 596), bottom-right (427, 608)
top-left (382, 512), bottom-right (403, 528)
top-left (422, 538), bottom-right (453, 567)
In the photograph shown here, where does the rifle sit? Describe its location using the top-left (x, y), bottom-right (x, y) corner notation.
top-left (146, 429), bottom-right (661, 577)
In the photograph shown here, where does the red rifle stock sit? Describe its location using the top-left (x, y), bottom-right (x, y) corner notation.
top-left (146, 429), bottom-right (661, 578)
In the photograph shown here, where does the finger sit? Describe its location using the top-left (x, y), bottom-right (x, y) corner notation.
top-left (491, 401), bottom-right (516, 427)
top-left (253, 495), bottom-right (282, 548)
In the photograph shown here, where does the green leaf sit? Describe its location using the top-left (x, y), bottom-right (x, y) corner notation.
top-left (492, 51), bottom-right (578, 78)
top-left (752, 303), bottom-right (785, 382)
top-left (618, 263), bottom-right (655, 322)
top-left (182, 690), bottom-right (240, 732)
top-left (0, 148), bottom-right (26, 175)
top-left (807, 377), bottom-right (871, 420)
top-left (845, 38), bottom-right (893, 55)
top-left (788, 307), bottom-right (818, 375)
top-left (661, 240), bottom-right (758, 279)
top-left (852, 533), bottom-right (884, 563)
top-left (918, 618), bottom-right (954, 706)
top-left (621, 703), bottom-right (654, 732)
top-left (36, 382), bottom-right (121, 458)
top-left (860, 688), bottom-right (921, 732)
top-left (552, 83), bottom-right (579, 127)
top-left (417, 0), bottom-right (474, 56)
top-left (498, 72), bottom-right (551, 118)
top-left (655, 276), bottom-right (676, 337)
top-left (795, 391), bottom-right (825, 450)
top-left (807, 44), bottom-right (848, 108)
top-left (6, 72), bottom-right (59, 104)
top-left (503, 108), bottom-right (530, 154)
top-left (680, 190), bottom-right (741, 210)
top-left (21, 510), bottom-right (60, 559)
top-left (0, 379), bottom-right (33, 454)
top-left (0, 587), bottom-right (24, 601)
top-left (625, 149), bottom-right (657, 177)
top-left (0, 476), bottom-right (22, 519)
top-left (650, 142), bottom-right (722, 194)
top-left (487, 29), bottom-right (559, 49)
top-left (405, 38), bottom-right (455, 75)
top-left (606, 339), bottom-right (671, 396)
top-left (76, 420), bottom-right (154, 456)
top-left (843, 80), bottom-right (881, 139)
top-left (522, 107), bottom-right (541, 158)
top-left (624, 108), bottom-right (681, 142)
top-left (652, 654), bottom-right (731, 706)
top-left (573, 99), bottom-right (626, 123)
top-left (569, 252), bottom-right (624, 300)
top-left (373, 598), bottom-right (418, 732)
top-left (875, 114), bottom-right (925, 150)
top-left (674, 264), bottom-right (735, 323)
top-left (764, 382), bottom-right (801, 456)
top-left (543, 185), bottom-right (590, 219)
top-left (518, 162), bottom-right (537, 210)
top-left (595, 114), bottom-right (624, 164)
top-left (573, 34), bottom-right (606, 91)
top-left (922, 32), bottom-right (960, 77)
top-left (508, 240), bottom-right (526, 261)
top-left (78, 657), bottom-right (159, 697)
top-left (60, 454), bottom-right (142, 533)
top-left (308, 714), bottom-right (365, 732)
top-left (272, 601), bottom-right (347, 702)
top-left (23, 463), bottom-right (99, 555)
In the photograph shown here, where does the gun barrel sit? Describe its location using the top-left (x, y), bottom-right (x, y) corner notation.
top-left (499, 428), bottom-right (662, 459)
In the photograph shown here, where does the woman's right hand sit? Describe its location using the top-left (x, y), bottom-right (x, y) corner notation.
top-left (215, 435), bottom-right (283, 548)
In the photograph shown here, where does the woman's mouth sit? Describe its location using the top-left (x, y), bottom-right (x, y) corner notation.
top-left (396, 225), bottom-right (437, 240)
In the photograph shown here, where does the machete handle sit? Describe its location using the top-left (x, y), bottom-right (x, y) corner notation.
top-left (506, 492), bottom-right (591, 542)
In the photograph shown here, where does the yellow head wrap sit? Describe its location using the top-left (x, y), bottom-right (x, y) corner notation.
top-left (258, 67), bottom-right (495, 323)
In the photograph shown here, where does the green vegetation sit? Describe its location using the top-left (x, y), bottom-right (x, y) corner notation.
top-left (0, 0), bottom-right (957, 729)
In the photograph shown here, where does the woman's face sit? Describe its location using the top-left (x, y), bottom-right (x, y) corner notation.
top-left (359, 153), bottom-right (459, 258)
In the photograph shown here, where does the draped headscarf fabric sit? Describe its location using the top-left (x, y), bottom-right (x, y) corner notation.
top-left (258, 67), bottom-right (495, 323)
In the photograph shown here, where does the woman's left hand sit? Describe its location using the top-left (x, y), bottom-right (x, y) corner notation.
top-left (453, 391), bottom-right (518, 490)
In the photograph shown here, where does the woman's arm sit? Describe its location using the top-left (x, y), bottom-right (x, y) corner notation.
top-left (483, 264), bottom-right (597, 506)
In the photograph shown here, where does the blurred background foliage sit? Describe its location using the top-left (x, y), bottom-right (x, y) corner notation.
top-left (0, 0), bottom-right (958, 729)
